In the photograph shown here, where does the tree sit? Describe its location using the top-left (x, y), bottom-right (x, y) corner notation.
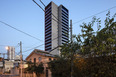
top-left (48, 57), bottom-right (71, 77)
top-left (80, 12), bottom-right (116, 57)
top-left (25, 62), bottom-right (44, 77)
top-left (60, 35), bottom-right (81, 58)
top-left (78, 12), bottom-right (116, 77)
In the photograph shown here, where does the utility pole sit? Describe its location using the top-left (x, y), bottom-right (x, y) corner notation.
top-left (70, 20), bottom-right (72, 42)
top-left (0, 53), bottom-right (7, 59)
top-left (70, 20), bottom-right (73, 77)
top-left (2, 53), bottom-right (6, 59)
top-left (20, 41), bottom-right (22, 77)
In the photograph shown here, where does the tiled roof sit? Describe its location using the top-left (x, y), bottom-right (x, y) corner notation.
top-left (26, 49), bottom-right (55, 60)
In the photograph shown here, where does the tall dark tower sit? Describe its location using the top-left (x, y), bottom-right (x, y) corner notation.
top-left (45, 1), bottom-right (69, 55)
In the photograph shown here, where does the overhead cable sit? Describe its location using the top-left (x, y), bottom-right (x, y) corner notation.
top-left (73, 6), bottom-right (116, 25)
top-left (0, 21), bottom-right (43, 42)
top-left (22, 44), bottom-right (44, 53)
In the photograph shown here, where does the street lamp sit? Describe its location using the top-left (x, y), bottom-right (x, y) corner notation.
top-left (5, 46), bottom-right (9, 50)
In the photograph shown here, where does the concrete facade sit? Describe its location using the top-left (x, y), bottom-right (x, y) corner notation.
top-left (45, 1), bottom-right (69, 55)
top-left (51, 2), bottom-right (59, 55)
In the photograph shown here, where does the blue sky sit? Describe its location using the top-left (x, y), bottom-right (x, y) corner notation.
top-left (0, 0), bottom-right (116, 59)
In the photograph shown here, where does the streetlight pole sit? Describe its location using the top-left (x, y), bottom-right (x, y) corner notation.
top-left (20, 41), bottom-right (22, 77)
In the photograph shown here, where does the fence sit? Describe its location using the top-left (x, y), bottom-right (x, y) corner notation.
top-left (0, 73), bottom-right (36, 77)
top-left (0, 74), bottom-right (20, 77)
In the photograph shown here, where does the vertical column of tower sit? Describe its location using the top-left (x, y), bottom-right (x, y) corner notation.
top-left (58, 5), bottom-right (69, 46)
top-left (51, 2), bottom-right (59, 55)
top-left (45, 2), bottom-right (52, 52)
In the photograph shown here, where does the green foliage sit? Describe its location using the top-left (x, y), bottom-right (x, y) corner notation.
top-left (77, 11), bottom-right (116, 77)
top-left (60, 35), bottom-right (81, 59)
top-left (80, 12), bottom-right (116, 57)
top-left (25, 62), bottom-right (44, 76)
top-left (48, 57), bottom-right (71, 77)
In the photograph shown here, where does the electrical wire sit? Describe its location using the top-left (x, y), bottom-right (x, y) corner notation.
top-left (0, 45), bottom-right (8, 46)
top-left (33, 0), bottom-right (63, 25)
top-left (16, 34), bottom-right (65, 55)
top-left (22, 44), bottom-right (44, 53)
top-left (39, 0), bottom-right (46, 7)
top-left (0, 44), bottom-right (19, 48)
top-left (22, 32), bottom-right (70, 54)
top-left (72, 6), bottom-right (116, 25)
top-left (0, 21), bottom-right (43, 42)
top-left (22, 33), bottom-right (65, 54)
top-left (23, 42), bottom-right (40, 48)
top-left (32, 0), bottom-right (45, 12)
top-left (0, 20), bottom-right (44, 56)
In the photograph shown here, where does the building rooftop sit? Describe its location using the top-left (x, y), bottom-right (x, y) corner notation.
top-left (26, 49), bottom-right (55, 60)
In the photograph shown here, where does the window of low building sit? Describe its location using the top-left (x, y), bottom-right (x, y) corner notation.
top-left (39, 57), bottom-right (42, 62)
top-left (30, 59), bottom-right (32, 62)
top-left (34, 58), bottom-right (36, 63)
top-left (49, 58), bottom-right (51, 61)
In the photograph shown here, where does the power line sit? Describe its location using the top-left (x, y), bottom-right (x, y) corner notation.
top-left (0, 21), bottom-right (43, 42)
top-left (21, 31), bottom-right (69, 53)
top-left (23, 42), bottom-right (40, 48)
top-left (22, 44), bottom-right (44, 53)
top-left (0, 44), bottom-right (19, 48)
top-left (16, 31), bottom-right (65, 54)
top-left (32, 0), bottom-right (62, 25)
top-left (32, 0), bottom-right (45, 12)
top-left (22, 33), bottom-right (65, 53)
top-left (39, 0), bottom-right (46, 7)
top-left (0, 45), bottom-right (8, 46)
top-left (73, 6), bottom-right (116, 25)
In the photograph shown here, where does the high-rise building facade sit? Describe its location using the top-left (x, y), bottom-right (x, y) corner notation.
top-left (7, 46), bottom-right (15, 61)
top-left (45, 1), bottom-right (69, 55)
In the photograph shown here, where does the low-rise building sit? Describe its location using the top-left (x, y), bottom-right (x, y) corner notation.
top-left (26, 49), bottom-right (56, 77)
top-left (0, 59), bottom-right (20, 74)
top-left (4, 60), bottom-right (14, 73)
